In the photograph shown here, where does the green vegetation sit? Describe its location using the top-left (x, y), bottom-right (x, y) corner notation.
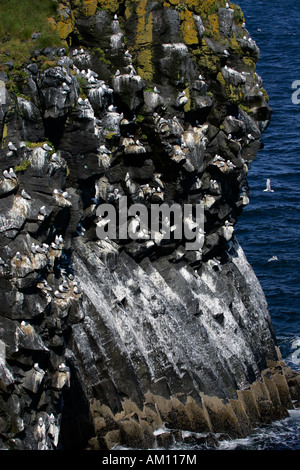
top-left (0, 0), bottom-right (62, 72)
top-left (92, 47), bottom-right (111, 66)
top-left (25, 141), bottom-right (50, 148)
top-left (14, 159), bottom-right (31, 173)
top-left (175, 4), bottom-right (187, 12)
top-left (0, 0), bottom-right (58, 43)
top-left (233, 4), bottom-right (245, 26)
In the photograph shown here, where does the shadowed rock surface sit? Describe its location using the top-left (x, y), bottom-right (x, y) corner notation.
top-left (0, 0), bottom-right (299, 450)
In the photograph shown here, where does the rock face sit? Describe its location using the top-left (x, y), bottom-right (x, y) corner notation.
top-left (0, 0), bottom-right (299, 450)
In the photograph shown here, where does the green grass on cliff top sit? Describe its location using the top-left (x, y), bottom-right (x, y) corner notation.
top-left (0, 0), bottom-right (62, 71)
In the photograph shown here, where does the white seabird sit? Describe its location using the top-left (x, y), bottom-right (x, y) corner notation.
top-left (3, 170), bottom-right (12, 179)
top-left (51, 153), bottom-right (61, 163)
top-left (21, 189), bottom-right (32, 200)
top-left (62, 191), bottom-right (71, 200)
top-left (9, 168), bottom-right (17, 179)
top-left (39, 206), bottom-right (47, 216)
top-left (108, 104), bottom-right (117, 112)
top-left (8, 142), bottom-right (17, 152)
top-left (43, 143), bottom-right (53, 152)
top-left (99, 145), bottom-right (111, 154)
top-left (51, 242), bottom-right (60, 250)
top-left (54, 290), bottom-right (64, 299)
top-left (58, 284), bottom-right (68, 293)
top-left (55, 235), bottom-right (64, 245)
top-left (222, 220), bottom-right (234, 241)
top-left (263, 178), bottom-right (274, 192)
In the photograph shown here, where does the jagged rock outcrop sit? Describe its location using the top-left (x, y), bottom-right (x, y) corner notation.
top-left (0, 0), bottom-right (299, 450)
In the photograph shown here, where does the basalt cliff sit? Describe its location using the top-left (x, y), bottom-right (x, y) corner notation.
top-left (0, 0), bottom-right (299, 451)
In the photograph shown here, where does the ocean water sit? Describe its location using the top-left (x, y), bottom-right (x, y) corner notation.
top-left (220, 0), bottom-right (300, 450)
top-left (236, 0), bottom-right (300, 366)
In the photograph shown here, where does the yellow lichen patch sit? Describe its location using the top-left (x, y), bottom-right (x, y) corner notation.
top-left (203, 12), bottom-right (220, 40)
top-left (183, 0), bottom-right (202, 12)
top-left (81, 0), bottom-right (98, 17)
top-left (136, 1), bottom-right (153, 46)
top-left (194, 39), bottom-right (220, 75)
top-left (54, 19), bottom-right (73, 40)
top-left (48, 2), bottom-right (74, 40)
top-left (196, 0), bottom-right (224, 16)
top-left (124, 5), bottom-right (132, 20)
top-left (242, 56), bottom-right (256, 71)
top-left (216, 71), bottom-right (243, 103)
top-left (135, 0), bottom-right (154, 81)
top-left (208, 13), bottom-right (220, 37)
top-left (2, 124), bottom-right (8, 141)
top-left (97, 0), bottom-right (119, 14)
top-left (179, 9), bottom-right (199, 45)
top-left (228, 37), bottom-right (243, 54)
top-left (183, 85), bottom-right (191, 112)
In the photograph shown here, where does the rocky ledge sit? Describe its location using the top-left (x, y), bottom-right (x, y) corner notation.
top-left (0, 0), bottom-right (299, 450)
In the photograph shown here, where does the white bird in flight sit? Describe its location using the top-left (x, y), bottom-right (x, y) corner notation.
top-left (263, 178), bottom-right (274, 192)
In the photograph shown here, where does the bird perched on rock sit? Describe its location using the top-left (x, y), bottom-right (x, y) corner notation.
top-left (98, 145), bottom-right (111, 155)
top-left (58, 284), bottom-right (68, 293)
top-left (222, 220), bottom-right (234, 241)
top-left (73, 285), bottom-right (81, 295)
top-left (108, 104), bottom-right (117, 112)
top-left (9, 168), bottom-right (17, 179)
top-left (3, 170), bottom-right (12, 179)
top-left (53, 189), bottom-right (63, 195)
top-left (39, 206), bottom-right (47, 216)
top-left (50, 153), bottom-right (61, 163)
top-left (43, 143), bottom-right (53, 152)
top-left (8, 142), bottom-right (17, 152)
top-left (21, 189), bottom-right (32, 200)
top-left (55, 234), bottom-right (64, 245)
top-left (54, 290), bottom-right (64, 299)
top-left (62, 191), bottom-right (71, 200)
top-left (51, 241), bottom-right (60, 250)
top-left (42, 243), bottom-right (49, 253)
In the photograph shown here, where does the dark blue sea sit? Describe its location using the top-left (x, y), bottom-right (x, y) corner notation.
top-left (221, 0), bottom-right (300, 450)
top-left (236, 0), bottom-right (300, 368)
